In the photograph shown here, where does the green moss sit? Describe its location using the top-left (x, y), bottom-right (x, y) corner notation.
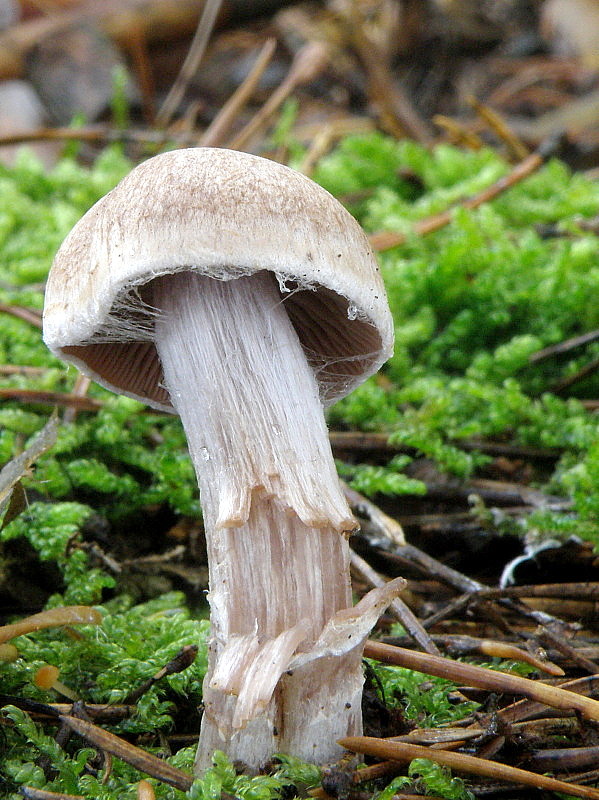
top-left (21, 398), bottom-right (200, 521)
top-left (2, 710), bottom-right (319, 800)
top-left (1, 135), bottom-right (599, 797)
top-left (407, 760), bottom-right (474, 800)
top-left (2, 706), bottom-right (97, 795)
top-left (2, 500), bottom-right (94, 562)
top-left (368, 661), bottom-right (478, 727)
top-left (337, 455), bottom-right (427, 496)
top-left (315, 134), bottom-right (599, 541)
top-left (316, 138), bottom-right (599, 391)
top-left (1, 590), bottom-right (210, 798)
top-left (1, 136), bottom-right (598, 541)
top-left (189, 751), bottom-right (321, 800)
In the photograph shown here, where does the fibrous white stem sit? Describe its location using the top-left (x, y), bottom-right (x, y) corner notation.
top-left (153, 270), bottom-right (393, 770)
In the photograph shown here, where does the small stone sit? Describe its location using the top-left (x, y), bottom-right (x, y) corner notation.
top-left (0, 0), bottom-right (19, 30)
top-left (26, 22), bottom-right (138, 124)
top-left (0, 79), bottom-right (59, 166)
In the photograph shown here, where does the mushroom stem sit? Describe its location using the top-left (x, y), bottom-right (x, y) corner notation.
top-left (152, 270), bottom-right (363, 768)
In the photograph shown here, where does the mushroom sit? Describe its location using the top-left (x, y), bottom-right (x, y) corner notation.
top-left (43, 148), bottom-right (402, 770)
top-left (33, 663), bottom-right (79, 701)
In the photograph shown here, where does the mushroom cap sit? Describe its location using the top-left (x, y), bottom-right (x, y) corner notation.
top-left (43, 148), bottom-right (393, 411)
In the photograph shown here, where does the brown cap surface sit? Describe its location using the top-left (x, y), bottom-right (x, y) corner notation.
top-left (43, 147), bottom-right (393, 410)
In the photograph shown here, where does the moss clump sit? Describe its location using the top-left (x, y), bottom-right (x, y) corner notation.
top-left (188, 752), bottom-right (321, 800)
top-left (367, 660), bottom-right (478, 727)
top-left (1, 590), bottom-right (208, 716)
top-left (1, 137), bottom-right (598, 543)
top-left (317, 134), bottom-right (599, 542)
top-left (1, 590), bottom-right (210, 799)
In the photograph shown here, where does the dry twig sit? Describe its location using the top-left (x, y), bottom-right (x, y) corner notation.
top-left (530, 329), bottom-right (599, 362)
top-left (0, 606), bottom-right (101, 644)
top-left (199, 38), bottom-right (277, 147)
top-left (62, 373), bottom-right (92, 424)
top-left (0, 388), bottom-right (102, 410)
top-left (21, 788), bottom-right (85, 800)
top-left (0, 415), bottom-right (59, 509)
top-left (155, 0), bottom-right (223, 128)
top-left (350, 549), bottom-right (440, 656)
top-left (552, 355), bottom-right (599, 394)
top-left (420, 633), bottom-right (564, 676)
top-left (0, 303), bottom-right (42, 328)
top-left (369, 139), bottom-right (559, 251)
top-left (468, 95), bottom-right (529, 160)
top-left (60, 715), bottom-right (193, 791)
top-left (227, 41), bottom-right (329, 151)
top-left (342, 3), bottom-right (432, 144)
top-left (364, 640), bottom-right (599, 721)
top-left (122, 645), bottom-right (198, 704)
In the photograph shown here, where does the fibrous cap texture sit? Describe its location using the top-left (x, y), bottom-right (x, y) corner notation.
top-left (43, 147), bottom-right (393, 410)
